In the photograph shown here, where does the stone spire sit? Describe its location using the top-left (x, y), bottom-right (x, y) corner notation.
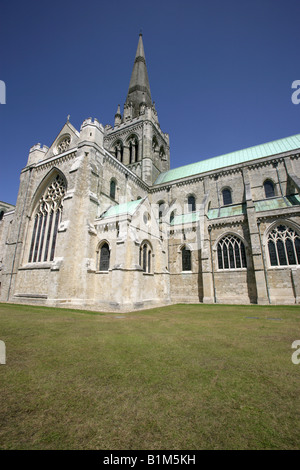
top-left (125, 33), bottom-right (152, 118)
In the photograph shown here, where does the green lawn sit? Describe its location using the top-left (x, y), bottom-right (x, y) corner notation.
top-left (0, 302), bottom-right (299, 450)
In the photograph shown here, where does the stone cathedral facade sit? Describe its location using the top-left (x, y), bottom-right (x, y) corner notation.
top-left (1, 34), bottom-right (300, 311)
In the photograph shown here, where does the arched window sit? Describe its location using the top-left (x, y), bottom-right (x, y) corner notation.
top-left (188, 195), bottom-right (196, 212)
top-left (217, 234), bottom-right (247, 270)
top-left (99, 243), bottom-right (110, 271)
top-left (128, 136), bottom-right (138, 164)
top-left (264, 180), bottom-right (275, 198)
top-left (158, 201), bottom-right (165, 224)
top-left (170, 211), bottom-right (175, 224)
top-left (139, 241), bottom-right (152, 273)
top-left (110, 179), bottom-right (116, 200)
top-left (114, 141), bottom-right (123, 162)
top-left (159, 146), bottom-right (166, 160)
top-left (182, 246), bottom-right (192, 271)
top-left (152, 136), bottom-right (158, 151)
top-left (222, 188), bottom-right (232, 206)
top-left (28, 174), bottom-right (66, 263)
top-left (267, 224), bottom-right (300, 266)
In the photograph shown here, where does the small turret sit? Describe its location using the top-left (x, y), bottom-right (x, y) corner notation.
top-left (27, 143), bottom-right (49, 166)
top-left (80, 118), bottom-right (104, 148)
top-left (114, 104), bottom-right (122, 126)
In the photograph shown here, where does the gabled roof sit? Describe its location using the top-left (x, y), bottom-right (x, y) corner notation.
top-left (154, 133), bottom-right (300, 185)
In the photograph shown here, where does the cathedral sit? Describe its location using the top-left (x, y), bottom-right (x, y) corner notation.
top-left (1, 34), bottom-right (300, 311)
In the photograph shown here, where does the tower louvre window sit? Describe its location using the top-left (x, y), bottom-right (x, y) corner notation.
top-left (28, 175), bottom-right (66, 263)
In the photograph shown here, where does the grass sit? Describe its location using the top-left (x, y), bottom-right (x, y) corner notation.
top-left (0, 302), bottom-right (299, 450)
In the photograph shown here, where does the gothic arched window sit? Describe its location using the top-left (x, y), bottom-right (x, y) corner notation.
top-left (182, 246), bottom-right (192, 271)
top-left (114, 141), bottom-right (123, 162)
top-left (170, 211), bottom-right (175, 225)
top-left (188, 196), bottom-right (196, 212)
top-left (28, 174), bottom-right (66, 263)
top-left (267, 224), bottom-right (300, 266)
top-left (222, 188), bottom-right (232, 206)
top-left (99, 242), bottom-right (110, 271)
top-left (217, 234), bottom-right (247, 270)
top-left (139, 241), bottom-right (152, 273)
top-left (264, 180), bottom-right (275, 198)
top-left (110, 179), bottom-right (116, 200)
top-left (158, 201), bottom-right (165, 224)
top-left (128, 136), bottom-right (138, 164)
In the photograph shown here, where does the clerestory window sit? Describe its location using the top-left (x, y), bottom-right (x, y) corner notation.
top-left (264, 180), bottom-right (275, 198)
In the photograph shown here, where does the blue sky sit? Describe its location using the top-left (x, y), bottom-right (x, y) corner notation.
top-left (1, 0), bottom-right (300, 204)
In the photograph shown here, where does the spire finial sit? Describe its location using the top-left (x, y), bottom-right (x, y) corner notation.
top-left (139, 29), bottom-right (143, 36)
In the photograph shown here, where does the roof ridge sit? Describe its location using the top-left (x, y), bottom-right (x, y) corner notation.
top-left (155, 132), bottom-right (300, 185)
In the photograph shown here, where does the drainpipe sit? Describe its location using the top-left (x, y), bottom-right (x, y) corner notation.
top-left (208, 225), bottom-right (216, 303)
top-left (257, 220), bottom-right (271, 304)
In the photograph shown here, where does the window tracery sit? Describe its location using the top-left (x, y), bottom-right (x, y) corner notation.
top-left (267, 224), bottom-right (300, 266)
top-left (217, 234), bottom-right (247, 270)
top-left (28, 175), bottom-right (66, 263)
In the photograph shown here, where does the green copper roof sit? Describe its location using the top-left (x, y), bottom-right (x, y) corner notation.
top-left (207, 203), bottom-right (247, 220)
top-left (100, 199), bottom-right (143, 219)
top-left (254, 195), bottom-right (300, 212)
top-left (154, 133), bottom-right (300, 185)
top-left (171, 211), bottom-right (201, 226)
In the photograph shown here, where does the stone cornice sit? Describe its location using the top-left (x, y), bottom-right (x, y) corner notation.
top-left (33, 151), bottom-right (77, 173)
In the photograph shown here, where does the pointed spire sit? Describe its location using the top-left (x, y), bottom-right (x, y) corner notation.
top-left (125, 33), bottom-right (152, 117)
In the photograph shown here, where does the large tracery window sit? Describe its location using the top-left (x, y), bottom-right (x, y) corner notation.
top-left (267, 224), bottom-right (300, 267)
top-left (217, 234), bottom-right (247, 270)
top-left (28, 174), bottom-right (66, 263)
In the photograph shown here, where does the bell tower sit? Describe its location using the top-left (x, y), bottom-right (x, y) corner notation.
top-left (103, 33), bottom-right (170, 185)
